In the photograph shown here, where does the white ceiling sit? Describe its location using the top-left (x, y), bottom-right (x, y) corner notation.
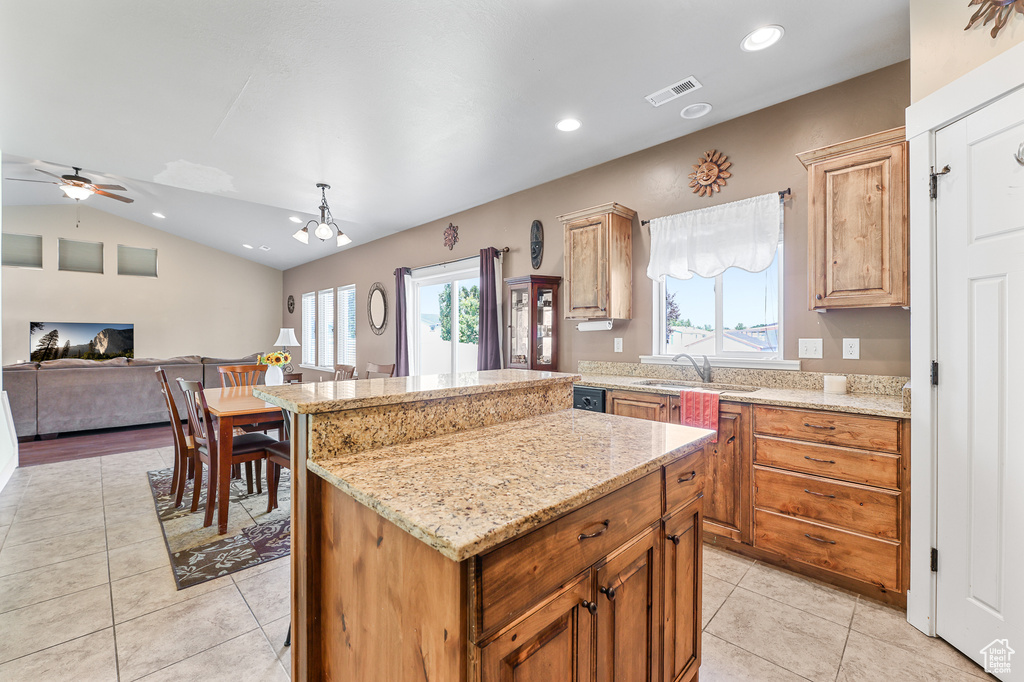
top-left (0, 1), bottom-right (910, 271)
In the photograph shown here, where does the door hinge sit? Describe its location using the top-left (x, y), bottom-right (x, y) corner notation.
top-left (931, 361), bottom-right (939, 386)
top-left (931, 547), bottom-right (939, 572)
top-left (929, 165), bottom-right (951, 199)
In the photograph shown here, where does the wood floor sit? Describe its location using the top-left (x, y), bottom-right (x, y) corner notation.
top-left (17, 423), bottom-right (175, 467)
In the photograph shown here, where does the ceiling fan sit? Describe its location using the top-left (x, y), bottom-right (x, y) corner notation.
top-left (4, 166), bottom-right (134, 203)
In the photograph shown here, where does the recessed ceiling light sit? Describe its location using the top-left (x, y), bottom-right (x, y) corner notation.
top-left (556, 118), bottom-right (581, 132)
top-left (152, 212), bottom-right (165, 219)
top-left (741, 25), bottom-right (784, 52)
top-left (242, 243), bottom-right (254, 249)
top-left (258, 245), bottom-right (271, 251)
top-left (289, 216), bottom-right (302, 224)
top-left (680, 102), bottom-right (713, 119)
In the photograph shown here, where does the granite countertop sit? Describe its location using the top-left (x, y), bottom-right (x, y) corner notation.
top-left (310, 408), bottom-right (714, 561)
top-left (254, 369), bottom-right (579, 414)
top-left (578, 373), bottom-right (910, 419)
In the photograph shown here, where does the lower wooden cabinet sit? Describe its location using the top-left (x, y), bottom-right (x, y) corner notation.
top-left (663, 502), bottom-right (702, 682)
top-left (607, 389), bottom-right (669, 422)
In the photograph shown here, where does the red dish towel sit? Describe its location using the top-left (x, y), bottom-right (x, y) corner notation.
top-left (680, 389), bottom-right (719, 443)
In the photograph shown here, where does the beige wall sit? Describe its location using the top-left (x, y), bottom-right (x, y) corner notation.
top-left (911, 0), bottom-right (1024, 102)
top-left (2, 204), bottom-right (283, 362)
top-left (283, 62), bottom-right (912, 379)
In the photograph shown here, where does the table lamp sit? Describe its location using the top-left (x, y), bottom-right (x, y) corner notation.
top-left (273, 328), bottom-right (300, 372)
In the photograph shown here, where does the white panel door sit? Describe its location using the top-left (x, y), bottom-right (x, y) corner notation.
top-left (936, 86), bottom-right (1024, 681)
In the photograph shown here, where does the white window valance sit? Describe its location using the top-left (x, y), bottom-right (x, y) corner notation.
top-left (646, 192), bottom-right (782, 282)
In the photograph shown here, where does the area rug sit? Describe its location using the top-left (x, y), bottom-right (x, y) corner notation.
top-left (147, 466), bottom-right (291, 589)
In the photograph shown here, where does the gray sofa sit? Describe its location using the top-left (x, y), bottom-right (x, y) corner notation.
top-left (2, 354), bottom-right (260, 439)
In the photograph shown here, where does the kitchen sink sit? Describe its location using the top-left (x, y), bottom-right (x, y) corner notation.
top-left (631, 379), bottom-right (758, 394)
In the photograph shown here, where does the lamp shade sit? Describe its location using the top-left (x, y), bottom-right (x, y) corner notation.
top-left (274, 327), bottom-right (300, 347)
top-left (61, 185), bottom-right (93, 201)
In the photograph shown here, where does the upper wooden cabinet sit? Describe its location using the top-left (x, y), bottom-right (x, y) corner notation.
top-left (798, 127), bottom-right (908, 310)
top-left (558, 203), bottom-right (636, 320)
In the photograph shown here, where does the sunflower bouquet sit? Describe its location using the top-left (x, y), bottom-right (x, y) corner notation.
top-left (258, 351), bottom-right (291, 368)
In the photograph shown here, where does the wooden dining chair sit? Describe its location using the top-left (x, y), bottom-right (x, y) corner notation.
top-left (177, 378), bottom-right (279, 528)
top-left (155, 368), bottom-right (194, 508)
top-left (365, 362), bottom-right (396, 378)
top-left (334, 364), bottom-right (356, 381)
top-left (218, 364), bottom-right (267, 388)
top-left (265, 409), bottom-right (291, 513)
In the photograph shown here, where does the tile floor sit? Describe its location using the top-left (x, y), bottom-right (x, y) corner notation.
top-left (0, 448), bottom-right (995, 681)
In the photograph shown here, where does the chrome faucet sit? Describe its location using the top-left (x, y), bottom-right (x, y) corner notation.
top-left (671, 353), bottom-right (712, 383)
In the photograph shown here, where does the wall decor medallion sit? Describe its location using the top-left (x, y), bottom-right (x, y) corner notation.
top-left (530, 220), bottom-right (544, 269)
top-left (688, 150), bottom-right (732, 197)
top-left (443, 223), bottom-right (459, 250)
top-left (966, 0), bottom-right (1024, 38)
top-left (287, 295), bottom-right (295, 314)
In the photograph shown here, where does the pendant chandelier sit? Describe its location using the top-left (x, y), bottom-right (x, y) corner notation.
top-left (293, 183), bottom-right (351, 247)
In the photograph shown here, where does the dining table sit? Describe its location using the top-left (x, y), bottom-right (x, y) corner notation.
top-left (203, 385), bottom-right (285, 534)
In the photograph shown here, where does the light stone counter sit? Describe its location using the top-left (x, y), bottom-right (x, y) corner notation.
top-left (309, 408), bottom-right (713, 561)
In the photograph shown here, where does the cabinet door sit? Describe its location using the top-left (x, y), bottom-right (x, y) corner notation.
top-left (481, 571), bottom-right (594, 682)
top-left (703, 403), bottom-right (753, 544)
top-left (606, 390), bottom-right (669, 422)
top-left (595, 525), bottom-right (660, 682)
top-left (565, 216), bottom-right (607, 318)
top-left (808, 140), bottom-right (908, 309)
top-left (663, 500), bottom-right (702, 682)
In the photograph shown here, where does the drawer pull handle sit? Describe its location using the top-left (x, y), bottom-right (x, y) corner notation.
top-left (804, 489), bottom-right (836, 499)
top-left (667, 534), bottom-right (682, 545)
top-left (804, 533), bottom-right (836, 545)
top-left (726, 435), bottom-right (736, 444)
top-left (803, 423), bottom-right (836, 430)
top-left (578, 520), bottom-right (610, 541)
top-left (581, 600), bottom-right (598, 615)
top-left (804, 456), bottom-right (836, 464)
top-left (677, 471), bottom-right (697, 483)
top-left (599, 586), bottom-right (616, 601)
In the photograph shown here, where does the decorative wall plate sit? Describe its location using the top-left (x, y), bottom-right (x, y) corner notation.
top-left (530, 220), bottom-right (544, 269)
top-left (287, 295), bottom-right (295, 314)
top-left (443, 223), bottom-right (459, 250)
top-left (966, 0), bottom-right (1024, 38)
top-left (688, 150), bottom-right (732, 197)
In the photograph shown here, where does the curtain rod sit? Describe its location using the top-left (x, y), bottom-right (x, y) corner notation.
top-left (409, 246), bottom-right (509, 272)
top-left (640, 188), bottom-right (791, 226)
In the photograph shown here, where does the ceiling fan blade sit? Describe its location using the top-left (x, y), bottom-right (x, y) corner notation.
top-left (35, 169), bottom-right (64, 180)
top-left (90, 184), bottom-right (127, 191)
top-left (92, 189), bottom-right (134, 204)
top-left (4, 178), bottom-right (58, 184)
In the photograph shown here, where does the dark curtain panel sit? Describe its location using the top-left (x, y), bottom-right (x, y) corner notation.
top-left (394, 267), bottom-right (411, 377)
top-left (477, 247), bottom-right (501, 370)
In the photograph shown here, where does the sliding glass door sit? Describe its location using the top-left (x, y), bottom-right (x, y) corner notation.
top-left (412, 261), bottom-right (480, 375)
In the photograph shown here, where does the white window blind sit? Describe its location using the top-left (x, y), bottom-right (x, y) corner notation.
top-left (337, 285), bottom-right (356, 366)
top-left (2, 233), bottom-right (43, 268)
top-left (117, 245), bottom-right (158, 277)
top-left (317, 288), bottom-right (335, 368)
top-left (58, 238), bottom-right (103, 274)
top-left (302, 292), bottom-right (316, 366)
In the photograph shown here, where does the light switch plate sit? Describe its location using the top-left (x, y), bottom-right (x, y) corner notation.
top-left (614, 337), bottom-right (623, 353)
top-left (843, 338), bottom-right (860, 360)
top-left (798, 338), bottom-right (823, 359)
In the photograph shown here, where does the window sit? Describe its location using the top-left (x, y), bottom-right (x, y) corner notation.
top-left (117, 245), bottom-right (158, 277)
top-left (336, 285), bottom-right (356, 366)
top-left (2, 233), bottom-right (43, 268)
top-left (655, 244), bottom-right (783, 359)
top-left (58, 238), bottom-right (103, 273)
top-left (301, 292), bottom-right (316, 366)
top-left (411, 259), bottom-right (480, 375)
top-left (317, 288), bottom-right (335, 369)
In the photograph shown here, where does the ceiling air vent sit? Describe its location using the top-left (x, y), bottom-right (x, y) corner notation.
top-left (645, 76), bottom-right (703, 107)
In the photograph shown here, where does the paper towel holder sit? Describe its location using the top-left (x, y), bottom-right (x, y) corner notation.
top-left (577, 320), bottom-right (613, 332)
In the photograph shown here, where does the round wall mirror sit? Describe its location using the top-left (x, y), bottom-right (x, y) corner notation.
top-left (368, 282), bottom-right (388, 335)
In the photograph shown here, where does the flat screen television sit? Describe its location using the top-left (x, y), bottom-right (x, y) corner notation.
top-left (29, 322), bottom-right (134, 361)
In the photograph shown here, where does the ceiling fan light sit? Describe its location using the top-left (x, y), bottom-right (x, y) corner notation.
top-left (336, 230), bottom-right (352, 247)
top-left (292, 226), bottom-right (309, 244)
top-left (61, 184), bottom-right (93, 201)
top-left (314, 221), bottom-right (333, 241)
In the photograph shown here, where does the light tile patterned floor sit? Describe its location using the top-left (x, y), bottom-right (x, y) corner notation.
top-left (0, 448), bottom-right (996, 681)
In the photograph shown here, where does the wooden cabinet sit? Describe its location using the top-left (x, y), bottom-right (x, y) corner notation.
top-left (798, 127), bottom-right (908, 310)
top-left (607, 389), bottom-right (669, 422)
top-left (558, 203), bottom-right (636, 320)
top-left (663, 502), bottom-right (702, 682)
top-left (506, 275), bottom-right (561, 371)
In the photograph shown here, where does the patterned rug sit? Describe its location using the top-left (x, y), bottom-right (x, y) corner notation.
top-left (147, 466), bottom-right (291, 589)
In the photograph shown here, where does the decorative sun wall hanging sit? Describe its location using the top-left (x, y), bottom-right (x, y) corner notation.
top-left (443, 223), bottom-right (459, 250)
top-left (966, 0), bottom-right (1024, 38)
top-left (688, 150), bottom-right (732, 197)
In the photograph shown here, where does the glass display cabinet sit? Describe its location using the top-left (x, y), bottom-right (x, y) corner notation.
top-left (505, 275), bottom-right (560, 371)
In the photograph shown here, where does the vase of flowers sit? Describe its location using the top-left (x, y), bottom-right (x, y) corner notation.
top-left (258, 351), bottom-right (290, 386)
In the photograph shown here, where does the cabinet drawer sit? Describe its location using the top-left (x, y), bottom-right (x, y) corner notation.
top-left (754, 509), bottom-right (899, 591)
top-left (754, 435), bottom-right (900, 490)
top-left (476, 471), bottom-right (661, 639)
top-left (664, 449), bottom-right (703, 512)
top-left (754, 467), bottom-right (899, 540)
top-left (753, 406), bottom-right (900, 453)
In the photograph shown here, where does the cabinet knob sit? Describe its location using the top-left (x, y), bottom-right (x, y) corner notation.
top-left (599, 586), bottom-right (616, 601)
top-left (581, 600), bottom-right (598, 615)
top-left (667, 534), bottom-right (682, 545)
top-left (816, 294), bottom-right (823, 300)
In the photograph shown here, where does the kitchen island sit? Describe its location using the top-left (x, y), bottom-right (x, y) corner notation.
top-left (256, 370), bottom-right (713, 682)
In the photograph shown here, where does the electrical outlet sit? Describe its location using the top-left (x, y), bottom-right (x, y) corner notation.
top-left (614, 337), bottom-right (623, 353)
top-left (798, 338), bottom-right (823, 359)
top-left (843, 338), bottom-right (860, 360)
